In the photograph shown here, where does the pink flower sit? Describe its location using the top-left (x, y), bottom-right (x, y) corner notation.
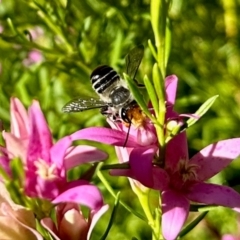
top-left (23, 49), bottom-right (44, 66)
top-left (62, 74), bottom-right (233, 240)
top-left (2, 98), bottom-right (108, 206)
top-left (112, 133), bottom-right (240, 240)
top-left (3, 97), bottom-right (30, 161)
top-left (0, 181), bottom-right (43, 240)
top-left (69, 125), bottom-right (240, 239)
top-left (22, 27), bottom-right (45, 67)
top-left (222, 234), bottom-right (240, 240)
top-left (41, 202), bottom-right (108, 240)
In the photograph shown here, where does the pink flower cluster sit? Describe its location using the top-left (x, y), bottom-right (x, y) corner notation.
top-left (0, 98), bottom-right (109, 240)
top-left (1, 75), bottom-right (240, 240)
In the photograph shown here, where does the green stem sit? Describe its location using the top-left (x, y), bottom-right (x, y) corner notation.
top-left (97, 171), bottom-right (147, 221)
top-left (132, 185), bottom-right (159, 240)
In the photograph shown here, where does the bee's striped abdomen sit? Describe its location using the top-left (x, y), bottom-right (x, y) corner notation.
top-left (90, 65), bottom-right (120, 94)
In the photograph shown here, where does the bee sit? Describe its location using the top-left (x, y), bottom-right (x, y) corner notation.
top-left (62, 45), bottom-right (146, 127)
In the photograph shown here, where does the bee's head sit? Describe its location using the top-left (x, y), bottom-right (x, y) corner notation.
top-left (120, 104), bottom-right (146, 128)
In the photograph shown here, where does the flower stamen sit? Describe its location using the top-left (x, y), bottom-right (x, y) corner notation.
top-left (34, 159), bottom-right (57, 180)
top-left (178, 159), bottom-right (199, 182)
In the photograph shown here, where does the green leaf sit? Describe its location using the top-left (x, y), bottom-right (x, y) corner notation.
top-left (148, 39), bottom-right (157, 61)
top-left (101, 163), bottom-right (129, 170)
top-left (165, 18), bottom-right (172, 67)
top-left (143, 74), bottom-right (159, 117)
top-left (186, 95), bottom-right (219, 128)
top-left (97, 170), bottom-right (147, 221)
top-left (100, 192), bottom-right (121, 240)
top-left (190, 204), bottom-right (218, 212)
top-left (59, 0), bottom-right (68, 8)
top-left (152, 63), bottom-right (164, 101)
top-left (179, 211), bottom-right (208, 238)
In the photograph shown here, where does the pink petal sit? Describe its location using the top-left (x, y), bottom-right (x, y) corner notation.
top-left (52, 180), bottom-right (104, 210)
top-left (110, 147), bottom-right (160, 188)
top-left (1, 203), bottom-right (43, 240)
top-left (10, 97), bottom-right (29, 138)
top-left (222, 234), bottom-right (240, 240)
top-left (165, 132), bottom-right (188, 170)
top-left (166, 108), bottom-right (180, 120)
top-left (41, 218), bottom-right (60, 240)
top-left (50, 136), bottom-right (72, 169)
top-left (190, 138), bottom-right (240, 181)
top-left (129, 147), bottom-right (157, 188)
top-left (28, 50), bottom-right (43, 63)
top-left (162, 190), bottom-right (189, 240)
top-left (186, 182), bottom-right (240, 212)
top-left (3, 132), bottom-right (28, 161)
top-left (152, 167), bottom-right (170, 191)
top-left (87, 204), bottom-right (109, 240)
top-left (179, 113), bottom-right (199, 119)
top-left (56, 202), bottom-right (79, 222)
top-left (114, 145), bottom-right (132, 163)
top-left (58, 208), bottom-right (88, 239)
top-left (25, 173), bottom-right (63, 199)
top-left (27, 101), bottom-right (52, 165)
top-left (0, 147), bottom-right (11, 176)
top-left (165, 75), bottom-right (178, 106)
top-left (70, 127), bottom-right (140, 148)
top-left (64, 145), bottom-right (108, 170)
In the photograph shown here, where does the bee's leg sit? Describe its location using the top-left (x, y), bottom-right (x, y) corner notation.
top-left (100, 106), bottom-right (110, 116)
top-left (100, 107), bottom-right (122, 122)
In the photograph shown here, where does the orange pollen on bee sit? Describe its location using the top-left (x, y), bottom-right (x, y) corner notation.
top-left (34, 159), bottom-right (58, 180)
top-left (126, 106), bottom-right (146, 128)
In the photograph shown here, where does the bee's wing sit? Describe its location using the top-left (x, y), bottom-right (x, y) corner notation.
top-left (125, 44), bottom-right (144, 80)
top-left (62, 97), bottom-right (109, 113)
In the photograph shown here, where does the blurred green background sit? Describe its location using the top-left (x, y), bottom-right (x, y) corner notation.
top-left (0, 0), bottom-right (240, 239)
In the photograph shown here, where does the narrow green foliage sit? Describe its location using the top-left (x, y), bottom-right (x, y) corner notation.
top-left (101, 163), bottom-right (129, 170)
top-left (165, 19), bottom-right (172, 67)
top-left (143, 74), bottom-right (159, 118)
top-left (150, 0), bottom-right (169, 77)
top-left (100, 192), bottom-right (121, 240)
top-left (10, 157), bottom-right (24, 180)
top-left (150, 0), bottom-right (163, 48)
top-left (186, 95), bottom-right (219, 128)
top-left (97, 170), bottom-right (147, 221)
top-left (152, 64), bottom-right (164, 102)
top-left (148, 39), bottom-right (158, 61)
top-left (190, 204), bottom-right (218, 212)
top-left (6, 18), bottom-right (17, 35)
top-left (0, 163), bottom-right (11, 182)
top-left (179, 211), bottom-right (208, 238)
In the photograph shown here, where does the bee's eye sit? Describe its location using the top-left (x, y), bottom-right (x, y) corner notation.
top-left (120, 108), bottom-right (131, 123)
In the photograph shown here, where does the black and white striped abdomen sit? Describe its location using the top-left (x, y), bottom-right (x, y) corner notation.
top-left (90, 65), bottom-right (120, 94)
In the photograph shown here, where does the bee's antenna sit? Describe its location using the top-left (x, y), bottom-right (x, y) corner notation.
top-left (123, 120), bottom-right (132, 148)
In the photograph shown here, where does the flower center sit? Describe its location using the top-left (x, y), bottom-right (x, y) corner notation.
top-left (34, 159), bottom-right (58, 179)
top-left (170, 159), bottom-right (199, 190)
top-left (178, 159), bottom-right (199, 182)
